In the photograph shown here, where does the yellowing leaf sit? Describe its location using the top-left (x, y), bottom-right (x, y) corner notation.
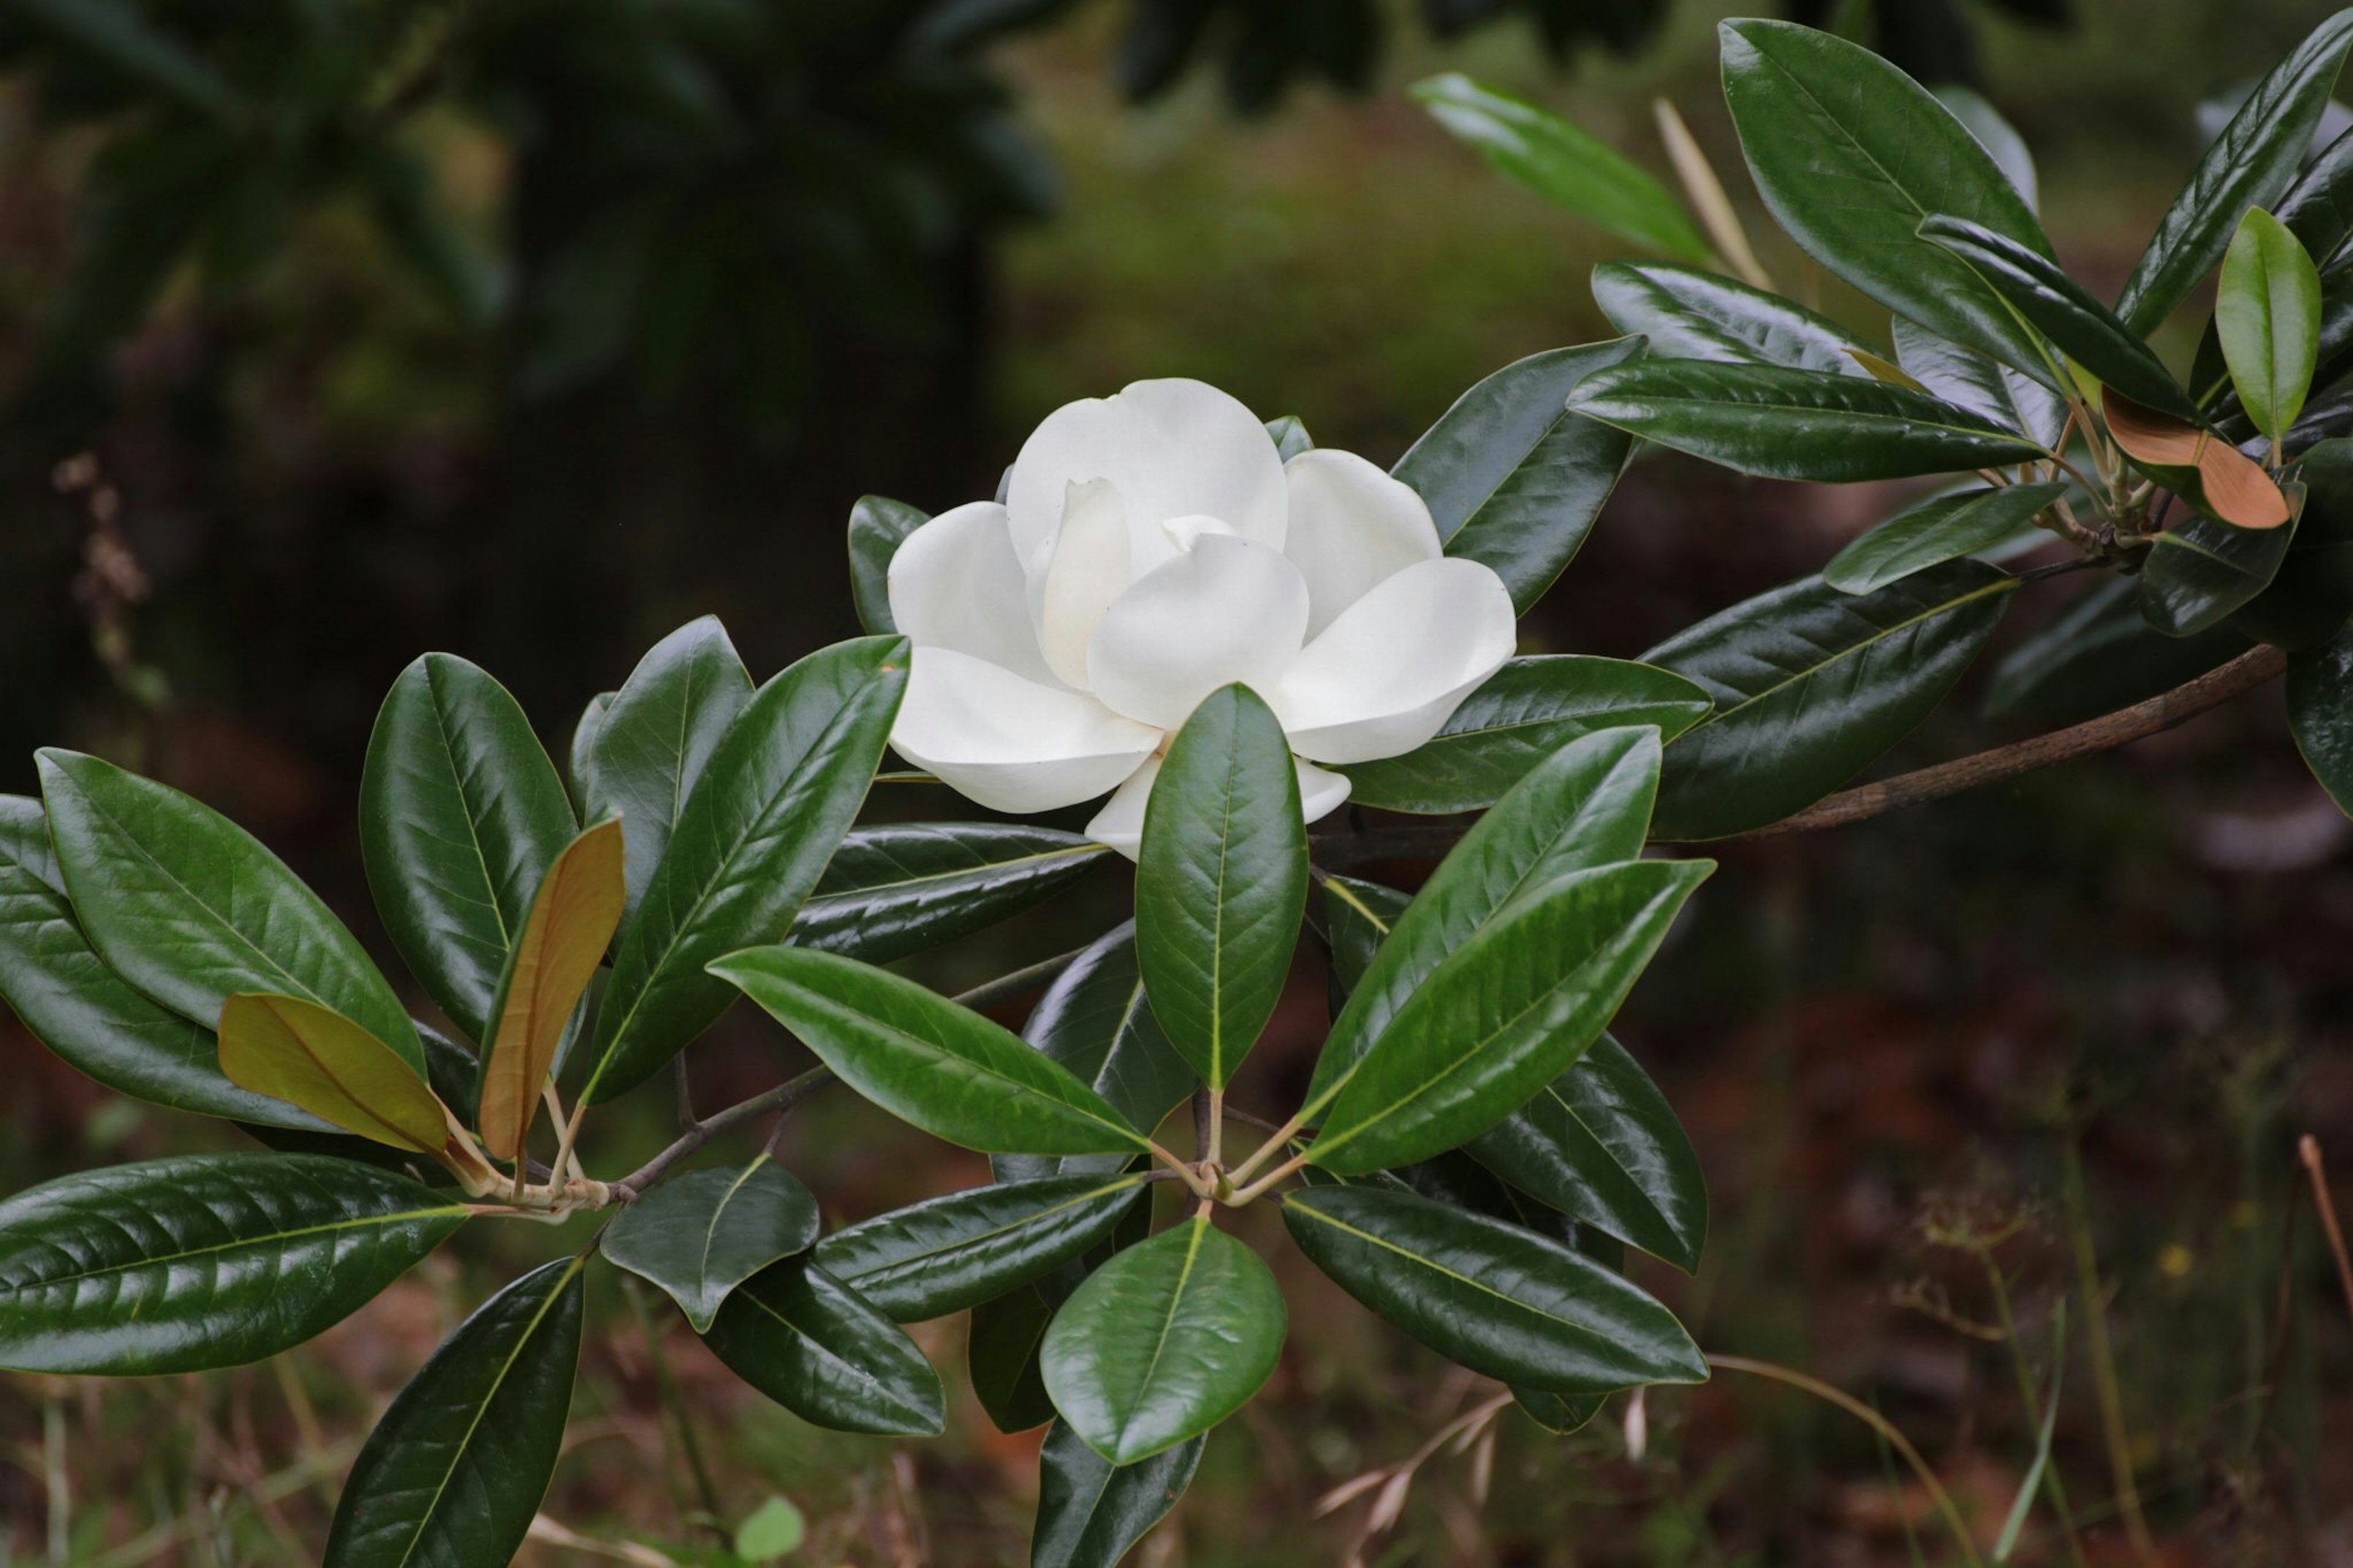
top-left (479, 817), bottom-right (627, 1159)
top-left (218, 993), bottom-right (449, 1153)
top-left (2103, 388), bottom-right (2293, 530)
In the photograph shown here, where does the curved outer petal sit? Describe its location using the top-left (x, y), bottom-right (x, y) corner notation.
top-left (1273, 558), bottom-right (1518, 764)
top-left (1007, 380), bottom-right (1287, 581)
top-left (1086, 754), bottom-right (1349, 859)
top-left (1281, 450), bottom-right (1444, 638)
top-left (1033, 479), bottom-right (1134, 688)
top-left (1086, 536), bottom-right (1310, 731)
top-left (892, 648), bottom-right (1161, 813)
top-left (888, 502), bottom-right (1061, 688)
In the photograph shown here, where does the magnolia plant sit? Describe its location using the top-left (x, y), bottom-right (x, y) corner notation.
top-left (9, 12), bottom-right (2353, 1568)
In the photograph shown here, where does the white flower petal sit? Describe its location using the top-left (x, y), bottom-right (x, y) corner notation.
top-left (1006, 379), bottom-right (1287, 578)
top-left (887, 502), bottom-right (1061, 687)
top-left (1085, 754), bottom-right (1351, 860)
top-left (1034, 479), bottom-right (1132, 687)
top-left (1272, 558), bottom-right (1517, 765)
top-left (1087, 535), bottom-right (1309, 730)
top-left (892, 647), bottom-right (1161, 813)
top-left (1281, 449), bottom-right (1444, 639)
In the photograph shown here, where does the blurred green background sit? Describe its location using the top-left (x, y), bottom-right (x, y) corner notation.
top-left (5, 1), bottom-right (2353, 1563)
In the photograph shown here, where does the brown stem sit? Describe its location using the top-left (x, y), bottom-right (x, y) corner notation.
top-left (610, 1067), bottom-right (833, 1201)
top-left (2298, 1135), bottom-right (2353, 1325)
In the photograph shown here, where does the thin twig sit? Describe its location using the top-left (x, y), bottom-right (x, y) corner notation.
top-left (2298, 1135), bottom-right (2353, 1325)
top-left (610, 1066), bottom-right (833, 1201)
top-left (954, 945), bottom-right (1091, 1013)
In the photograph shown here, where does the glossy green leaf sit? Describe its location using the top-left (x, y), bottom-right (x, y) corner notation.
top-left (2277, 124), bottom-right (2353, 268)
top-left (1413, 74), bottom-right (1710, 260)
top-left (816, 1173), bottom-right (1145, 1322)
top-left (571, 616), bottom-right (755, 933)
top-left (1985, 575), bottom-right (2248, 723)
top-left (1322, 876), bottom-right (1411, 1009)
top-left (1934, 86), bottom-right (2039, 213)
top-left (1033, 1419), bottom-right (1204, 1568)
top-left (1825, 483), bottom-right (2065, 595)
top-left (602, 1156), bottom-right (821, 1332)
top-left (1305, 725), bottom-right (1665, 1115)
top-left (792, 824), bottom-right (1108, 966)
top-left (1719, 18), bottom-right (2058, 381)
top-left (359, 654), bottom-right (578, 1048)
top-left (1042, 1216), bottom-right (1286, 1464)
top-left (713, 945), bottom-right (1150, 1156)
top-left (38, 750), bottom-right (424, 1072)
top-left (1309, 860), bottom-right (1710, 1176)
top-left (583, 635), bottom-right (908, 1105)
top-left (1135, 686), bottom-right (1305, 1089)
top-left (1393, 339), bottom-right (1643, 612)
top-left (2290, 617), bottom-right (2353, 815)
top-left (971, 1279), bottom-right (1063, 1434)
top-left (568, 692), bottom-right (613, 812)
top-left (2141, 506), bottom-right (2302, 637)
top-left (848, 496), bottom-right (930, 635)
top-left (2237, 438), bottom-right (2353, 647)
top-left (0, 1153), bottom-right (464, 1374)
top-left (2219, 208), bottom-right (2325, 442)
top-left (1265, 415), bottom-right (1314, 460)
top-left (0, 797), bottom-right (324, 1128)
top-left (1464, 1034), bottom-right (1707, 1272)
top-left (1567, 360), bottom-right (2048, 483)
top-left (1513, 1387), bottom-right (1608, 1434)
top-left (2115, 10), bottom-right (2353, 336)
top-left (1338, 656), bottom-right (1711, 814)
top-left (1890, 317), bottom-right (2069, 447)
top-left (1919, 215), bottom-right (2186, 415)
top-left (322, 1256), bottom-right (586, 1568)
top-left (1645, 562), bottom-right (2019, 840)
top-left (700, 1254), bottom-right (946, 1435)
top-left (1282, 1185), bottom-right (1705, 1393)
top-left (217, 993), bottom-right (449, 1154)
top-left (1590, 261), bottom-right (1871, 376)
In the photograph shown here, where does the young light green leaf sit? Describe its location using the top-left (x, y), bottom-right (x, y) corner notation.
top-left (1646, 563), bottom-right (2019, 840)
top-left (1591, 261), bottom-right (1872, 376)
top-left (2219, 208), bottom-right (2325, 442)
top-left (1393, 339), bottom-right (1643, 612)
top-left (1567, 360), bottom-right (2048, 482)
top-left (1825, 483), bottom-right (2066, 596)
top-left (217, 993), bottom-right (449, 1154)
top-left (360, 653), bottom-right (579, 1047)
top-left (1033, 1420), bottom-right (1205, 1568)
top-left (712, 945), bottom-right (1150, 1156)
top-left (1042, 1216), bottom-right (1286, 1464)
top-left (848, 495), bottom-right (930, 635)
top-left (700, 1255), bottom-right (946, 1435)
top-left (815, 1173), bottom-right (1145, 1322)
top-left (791, 824), bottom-right (1109, 966)
top-left (1135, 686), bottom-right (1305, 1089)
top-left (734, 1497), bottom-right (808, 1562)
top-left (602, 1156), bottom-right (821, 1332)
top-left (1282, 1184), bottom-right (1706, 1393)
top-left (322, 1256), bottom-right (586, 1568)
top-left (1309, 860), bottom-right (1711, 1176)
top-left (39, 749), bottom-right (425, 1072)
top-left (1412, 74), bottom-right (1710, 262)
top-left (0, 1154), bottom-right (465, 1374)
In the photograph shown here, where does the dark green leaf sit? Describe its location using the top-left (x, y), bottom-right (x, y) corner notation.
top-left (2289, 618), bottom-right (2353, 815)
top-left (1719, 18), bottom-right (2058, 380)
top-left (1309, 860), bottom-right (1710, 1175)
top-left (569, 692), bottom-right (613, 814)
top-left (2237, 437), bottom-right (2353, 646)
top-left (322, 1257), bottom-right (586, 1568)
top-left (1042, 1216), bottom-right (1286, 1463)
top-left (2276, 124), bottom-right (2353, 269)
top-left (816, 1173), bottom-right (1145, 1322)
top-left (1825, 483), bottom-right (2066, 595)
top-left (971, 1281), bottom-right (1063, 1434)
top-left (1413, 74), bottom-right (1711, 261)
top-left (1590, 262), bottom-right (1871, 376)
top-left (360, 654), bottom-right (578, 1047)
top-left (602, 1156), bottom-right (820, 1333)
top-left (1645, 563), bottom-right (2019, 840)
top-left (583, 636), bottom-right (908, 1105)
top-left (572, 618), bottom-right (756, 936)
top-left (713, 946), bottom-right (1150, 1156)
top-left (1033, 1420), bottom-right (1204, 1568)
top-left (1135, 686), bottom-right (1305, 1089)
top-left (1934, 86), bottom-right (2039, 213)
top-left (11, 0), bottom-right (239, 119)
top-left (1891, 317), bottom-right (2069, 447)
top-left (1919, 215), bottom-right (2187, 415)
top-left (1338, 657), bottom-right (1711, 814)
top-left (1567, 360), bottom-right (2048, 482)
top-left (700, 1255), bottom-right (945, 1435)
top-left (1305, 726), bottom-right (1665, 1115)
top-left (1323, 876), bottom-right (1412, 1008)
top-left (2140, 508), bottom-right (2301, 637)
top-left (2115, 10), bottom-right (2353, 336)
top-left (1282, 1184), bottom-right (1705, 1393)
top-left (38, 750), bottom-right (423, 1072)
top-left (1985, 575), bottom-right (2248, 722)
top-left (0, 1154), bottom-right (464, 1374)
top-left (0, 798), bottom-right (324, 1128)
top-left (792, 824), bottom-right (1108, 966)
top-left (1393, 339), bottom-right (1643, 612)
top-left (2218, 208), bottom-right (2324, 442)
top-left (1465, 1034), bottom-right (1707, 1272)
top-left (848, 496), bottom-right (930, 635)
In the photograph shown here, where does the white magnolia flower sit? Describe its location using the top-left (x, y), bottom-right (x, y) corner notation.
top-left (885, 378), bottom-right (1518, 856)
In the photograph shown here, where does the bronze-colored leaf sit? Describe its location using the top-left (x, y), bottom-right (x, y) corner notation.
top-left (2104, 388), bottom-right (2292, 529)
top-left (479, 817), bottom-right (627, 1159)
top-left (218, 993), bottom-right (450, 1153)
